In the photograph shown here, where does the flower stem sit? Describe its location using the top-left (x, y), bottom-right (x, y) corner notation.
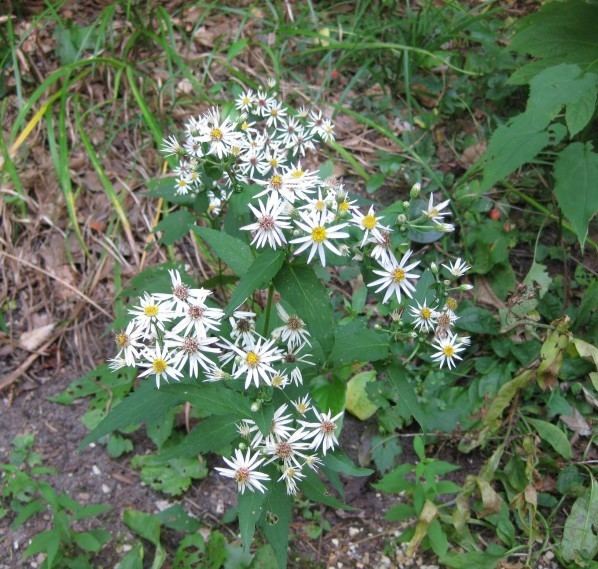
top-left (263, 283), bottom-right (275, 336)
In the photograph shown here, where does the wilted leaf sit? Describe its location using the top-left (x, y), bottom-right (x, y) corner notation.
top-left (345, 371), bottom-right (378, 420)
top-left (561, 480), bottom-right (598, 565)
top-left (560, 408), bottom-right (591, 437)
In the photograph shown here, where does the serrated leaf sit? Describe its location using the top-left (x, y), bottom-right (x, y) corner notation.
top-left (123, 509), bottom-right (167, 569)
top-left (193, 226), bottom-right (253, 275)
top-left (480, 114), bottom-right (551, 190)
top-left (225, 249), bottom-right (285, 315)
top-left (274, 263), bottom-right (335, 355)
top-left (107, 434), bottom-right (134, 458)
top-left (330, 320), bottom-right (389, 365)
top-left (554, 142), bottom-right (598, 248)
top-left (238, 491), bottom-right (267, 552)
top-left (132, 454), bottom-right (208, 496)
top-left (155, 209), bottom-right (195, 245)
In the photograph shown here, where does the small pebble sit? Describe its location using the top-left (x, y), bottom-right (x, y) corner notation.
top-left (92, 465), bottom-right (101, 475)
top-left (101, 483), bottom-right (110, 494)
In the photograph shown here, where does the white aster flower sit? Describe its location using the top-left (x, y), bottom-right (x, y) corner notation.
top-left (424, 193), bottom-right (451, 223)
top-left (254, 90), bottom-right (274, 117)
top-left (281, 343), bottom-right (314, 386)
top-left (278, 466), bottom-right (305, 495)
top-left (235, 89), bottom-right (256, 112)
top-left (304, 454), bottom-right (323, 472)
top-left (215, 448), bottom-right (270, 494)
top-left (139, 342), bottom-right (182, 388)
top-left (228, 310), bottom-right (257, 346)
top-left (114, 321), bottom-right (144, 366)
top-left (199, 107), bottom-right (240, 159)
top-left (430, 333), bottom-right (467, 369)
top-left (154, 269), bottom-right (210, 313)
top-left (300, 409), bottom-right (343, 455)
top-left (264, 428), bottom-right (311, 468)
top-left (108, 355), bottom-right (127, 372)
top-left (164, 333), bottom-right (221, 378)
top-left (171, 301), bottom-right (223, 338)
top-left (265, 100), bottom-right (287, 127)
top-left (290, 211), bottom-right (349, 267)
top-left (352, 205), bottom-right (387, 247)
top-left (368, 250), bottom-right (420, 304)
top-left (129, 293), bottom-right (173, 334)
top-left (269, 404), bottom-right (295, 441)
top-left (408, 300), bottom-right (438, 333)
top-left (241, 194), bottom-right (292, 249)
top-left (292, 395), bottom-right (312, 416)
top-left (271, 304), bottom-right (311, 348)
top-left (442, 257), bottom-right (471, 278)
top-left (174, 176), bottom-right (192, 196)
top-left (270, 372), bottom-right (289, 390)
top-left (225, 337), bottom-right (283, 389)
top-left (367, 229), bottom-right (395, 266)
top-left (161, 135), bottom-right (183, 157)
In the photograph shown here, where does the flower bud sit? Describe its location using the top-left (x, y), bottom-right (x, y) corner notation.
top-left (443, 279), bottom-right (451, 286)
top-left (250, 401), bottom-right (261, 413)
top-left (410, 182), bottom-right (421, 198)
top-left (460, 284), bottom-right (474, 291)
top-left (238, 441), bottom-right (247, 450)
top-left (397, 214), bottom-right (407, 224)
top-left (402, 200), bottom-right (410, 208)
top-left (430, 262), bottom-right (438, 274)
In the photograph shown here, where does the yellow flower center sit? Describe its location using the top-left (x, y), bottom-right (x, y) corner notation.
top-left (311, 226), bottom-right (327, 243)
top-left (152, 358), bottom-right (168, 374)
top-left (296, 403), bottom-right (308, 414)
top-left (242, 96), bottom-right (251, 105)
top-left (115, 332), bottom-right (128, 348)
top-left (421, 307), bottom-right (432, 319)
top-left (442, 345), bottom-right (455, 358)
top-left (428, 207), bottom-right (439, 218)
top-left (338, 200), bottom-right (350, 213)
top-left (210, 127), bottom-right (223, 141)
top-left (144, 305), bottom-right (159, 317)
top-left (271, 108), bottom-right (278, 116)
top-left (446, 297), bottom-right (458, 311)
top-left (315, 200), bottom-right (325, 211)
top-left (291, 169), bottom-right (304, 179)
top-left (246, 351), bottom-right (260, 367)
top-left (235, 467), bottom-right (250, 483)
top-left (362, 214), bottom-right (377, 230)
top-left (177, 179), bottom-right (187, 188)
top-left (392, 268), bottom-right (405, 283)
top-left (241, 121), bottom-right (249, 130)
top-left (270, 175), bottom-right (282, 190)
top-left (271, 374), bottom-right (284, 387)
top-left (269, 158), bottom-right (279, 168)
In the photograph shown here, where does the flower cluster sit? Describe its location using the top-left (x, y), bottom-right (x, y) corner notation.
top-left (217, 403), bottom-right (343, 495)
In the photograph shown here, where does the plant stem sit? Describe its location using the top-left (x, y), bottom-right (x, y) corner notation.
top-left (263, 283), bottom-right (275, 336)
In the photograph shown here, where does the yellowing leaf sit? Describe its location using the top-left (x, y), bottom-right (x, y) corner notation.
top-left (345, 371), bottom-right (378, 420)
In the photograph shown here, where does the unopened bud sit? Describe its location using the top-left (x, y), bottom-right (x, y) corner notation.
top-left (250, 401), bottom-right (261, 413)
top-left (410, 182), bottom-right (421, 198)
top-left (460, 284), bottom-right (474, 291)
top-left (410, 331), bottom-right (418, 338)
top-left (397, 214), bottom-right (407, 224)
top-left (402, 200), bottom-right (410, 208)
top-left (238, 441), bottom-right (247, 450)
top-left (430, 262), bottom-right (439, 274)
top-left (443, 279), bottom-right (451, 286)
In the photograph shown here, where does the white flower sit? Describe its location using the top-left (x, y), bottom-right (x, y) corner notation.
top-left (272, 304), bottom-right (311, 348)
top-left (300, 188), bottom-right (334, 222)
top-left (228, 310), bottom-right (256, 346)
top-left (278, 466), bottom-right (305, 495)
top-left (304, 454), bottom-right (323, 472)
top-left (367, 229), bottom-right (395, 266)
top-left (171, 300), bottom-right (224, 339)
top-left (129, 293), bottom-right (173, 334)
top-left (430, 333), bottom-right (467, 369)
top-left (264, 428), bottom-right (311, 468)
top-left (139, 342), bottom-right (182, 388)
top-left (161, 135), bottom-right (183, 157)
top-left (203, 366), bottom-right (230, 382)
top-left (265, 100), bottom-right (287, 127)
top-left (235, 89), bottom-right (255, 112)
top-left (352, 206), bottom-right (387, 247)
top-left (164, 333), bottom-right (221, 378)
top-left (270, 372), bottom-right (289, 390)
top-left (254, 90), bottom-right (274, 117)
top-left (269, 404), bottom-right (295, 441)
top-left (224, 337), bottom-right (283, 389)
top-left (290, 211), bottom-right (349, 267)
top-left (281, 343), bottom-right (314, 386)
top-left (300, 409), bottom-right (343, 455)
top-left (114, 321), bottom-right (144, 366)
top-left (215, 448), bottom-right (270, 494)
top-left (408, 300), bottom-right (437, 333)
top-left (319, 119), bottom-right (335, 143)
top-left (424, 193), bottom-right (451, 222)
top-left (108, 355), bottom-right (127, 371)
top-left (276, 116), bottom-right (302, 147)
top-left (198, 107), bottom-right (241, 159)
top-left (368, 250), bottom-right (420, 304)
top-left (241, 194), bottom-right (292, 249)
top-left (155, 269), bottom-right (210, 313)
top-left (442, 257), bottom-right (471, 278)
top-left (174, 177), bottom-right (192, 196)
top-left (292, 395), bottom-right (312, 416)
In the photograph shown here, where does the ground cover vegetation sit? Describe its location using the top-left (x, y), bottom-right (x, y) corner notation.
top-left (0, 1), bottom-right (597, 568)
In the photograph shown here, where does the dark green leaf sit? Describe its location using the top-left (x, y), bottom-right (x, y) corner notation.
top-left (155, 504), bottom-right (200, 533)
top-left (259, 483), bottom-right (293, 569)
top-left (193, 226), bottom-right (253, 275)
top-left (455, 305), bottom-right (499, 335)
top-left (238, 491), bottom-right (267, 552)
top-left (226, 250), bottom-right (285, 315)
top-left (527, 417), bottom-right (573, 460)
top-left (330, 320), bottom-right (389, 366)
top-left (561, 480), bottom-right (598, 564)
top-left (155, 209), bottom-right (195, 245)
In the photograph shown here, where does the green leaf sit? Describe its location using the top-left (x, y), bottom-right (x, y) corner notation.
top-left (132, 454), bottom-right (208, 496)
top-left (206, 530), bottom-right (228, 568)
top-left (566, 87), bottom-right (598, 137)
top-left (259, 483), bottom-right (293, 569)
top-left (107, 433), bottom-right (134, 458)
top-left (155, 504), bottom-right (200, 533)
top-left (155, 209), bottom-right (195, 245)
top-left (227, 38), bottom-right (249, 60)
top-left (116, 542), bottom-right (144, 569)
top-left (123, 509), bottom-right (167, 569)
top-left (330, 320), bottom-right (389, 366)
top-left (311, 375), bottom-right (346, 415)
top-left (82, 383), bottom-right (250, 447)
top-left (455, 305), bottom-right (499, 335)
top-left (156, 415), bottom-right (238, 461)
top-left (510, 1), bottom-right (598, 84)
top-left (146, 408), bottom-right (176, 449)
top-left (561, 479), bottom-right (598, 564)
top-left (193, 226), bottom-right (253, 275)
top-left (238, 491), bottom-right (267, 552)
top-left (147, 177), bottom-right (196, 205)
top-left (225, 249), bottom-right (285, 315)
top-left (441, 547), bottom-right (506, 569)
top-left (385, 365), bottom-right (429, 431)
top-left (374, 464), bottom-right (413, 493)
top-left (553, 142), bottom-right (598, 248)
top-left (527, 417), bottom-right (572, 460)
top-left (23, 529), bottom-right (60, 567)
top-left (385, 503), bottom-right (415, 522)
top-left (345, 370), bottom-right (378, 420)
top-left (173, 534), bottom-right (205, 569)
top-left (480, 113), bottom-right (551, 190)
top-left (73, 529), bottom-right (110, 552)
top-left (302, 470), bottom-right (349, 509)
top-left (323, 452), bottom-right (373, 477)
top-left (274, 263), bottom-right (335, 355)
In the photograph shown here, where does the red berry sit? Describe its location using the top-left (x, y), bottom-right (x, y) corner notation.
top-left (489, 208), bottom-right (501, 220)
